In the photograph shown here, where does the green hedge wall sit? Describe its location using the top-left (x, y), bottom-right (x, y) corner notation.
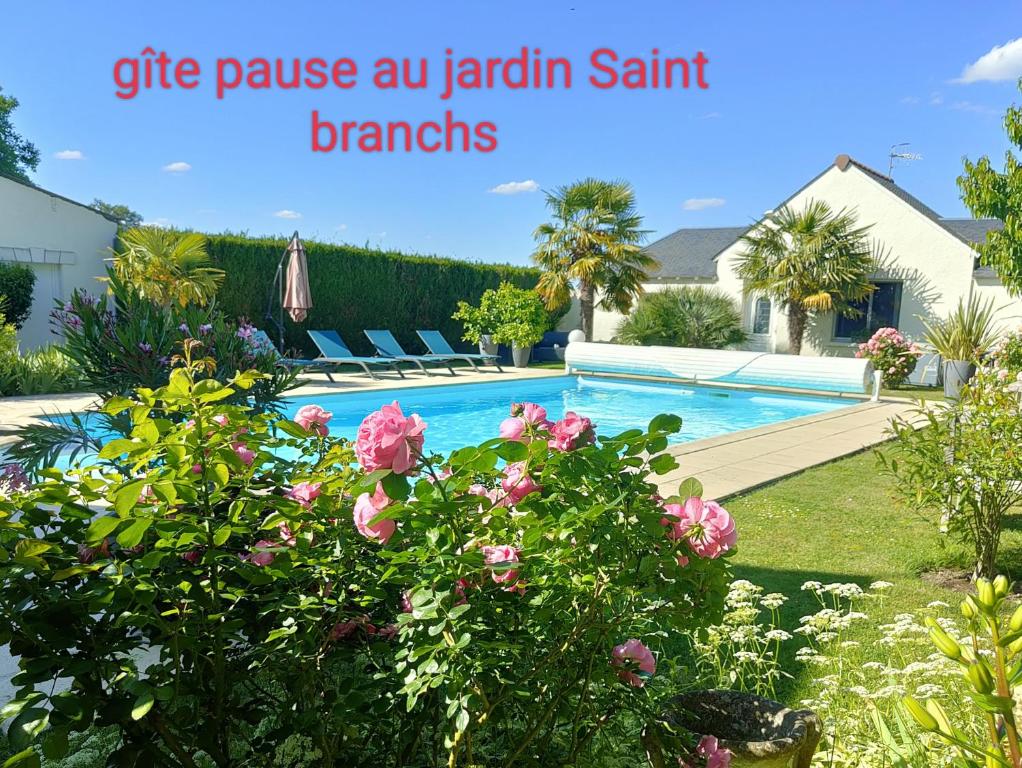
top-left (206, 234), bottom-right (543, 357)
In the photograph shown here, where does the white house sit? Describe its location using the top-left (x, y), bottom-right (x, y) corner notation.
top-left (593, 154), bottom-right (1017, 358)
top-left (0, 173), bottom-right (117, 350)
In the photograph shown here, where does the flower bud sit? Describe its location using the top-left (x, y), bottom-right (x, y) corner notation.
top-left (993, 575), bottom-right (1010, 598)
top-left (976, 579), bottom-right (996, 609)
top-left (925, 699), bottom-right (953, 736)
top-left (928, 625), bottom-right (962, 661)
top-left (1010, 604), bottom-right (1022, 632)
top-left (961, 598), bottom-right (978, 620)
top-left (903, 697), bottom-right (938, 731)
top-left (966, 661), bottom-right (995, 694)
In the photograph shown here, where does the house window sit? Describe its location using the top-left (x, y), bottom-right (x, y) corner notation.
top-left (833, 281), bottom-right (903, 341)
top-left (752, 297), bottom-right (771, 335)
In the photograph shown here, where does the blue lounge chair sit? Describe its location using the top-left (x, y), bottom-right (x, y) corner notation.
top-left (249, 330), bottom-right (345, 381)
top-left (416, 330), bottom-right (503, 372)
top-left (364, 329), bottom-right (457, 376)
top-left (307, 330), bottom-right (405, 380)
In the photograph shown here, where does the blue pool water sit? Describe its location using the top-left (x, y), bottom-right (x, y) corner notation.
top-left (52, 376), bottom-right (853, 465)
top-left (283, 375), bottom-right (851, 454)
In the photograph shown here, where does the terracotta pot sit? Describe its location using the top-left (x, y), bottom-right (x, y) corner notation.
top-left (642, 690), bottom-right (821, 768)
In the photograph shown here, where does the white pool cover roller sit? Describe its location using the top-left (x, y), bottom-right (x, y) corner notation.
top-left (565, 342), bottom-right (874, 394)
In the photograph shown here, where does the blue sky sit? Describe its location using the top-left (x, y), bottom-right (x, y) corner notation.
top-left (2, 1), bottom-right (1021, 266)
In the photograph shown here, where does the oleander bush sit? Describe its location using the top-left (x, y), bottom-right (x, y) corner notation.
top-left (0, 354), bottom-right (736, 767)
top-left (206, 234), bottom-right (553, 357)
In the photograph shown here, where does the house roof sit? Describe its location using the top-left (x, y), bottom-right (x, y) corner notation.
top-left (0, 170), bottom-right (120, 224)
top-left (647, 154), bottom-right (1004, 279)
top-left (645, 226), bottom-right (749, 279)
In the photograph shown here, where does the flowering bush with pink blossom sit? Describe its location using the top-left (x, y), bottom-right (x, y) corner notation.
top-left (0, 352), bottom-right (734, 767)
top-left (854, 327), bottom-right (921, 388)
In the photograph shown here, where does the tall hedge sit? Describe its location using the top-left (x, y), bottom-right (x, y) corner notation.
top-left (0, 262), bottom-right (37, 329)
top-left (206, 234), bottom-right (543, 357)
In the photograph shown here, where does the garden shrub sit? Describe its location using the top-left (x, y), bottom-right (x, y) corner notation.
top-left (206, 234), bottom-right (551, 357)
top-left (854, 327), bottom-right (921, 388)
top-left (614, 287), bottom-right (747, 349)
top-left (454, 282), bottom-right (549, 348)
top-left (0, 345), bottom-right (82, 397)
top-left (0, 356), bottom-right (734, 767)
top-left (880, 365), bottom-right (1022, 577)
top-left (0, 263), bottom-right (36, 329)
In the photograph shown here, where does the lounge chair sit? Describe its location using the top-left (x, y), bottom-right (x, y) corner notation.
top-left (364, 329), bottom-right (457, 376)
top-left (416, 330), bottom-right (504, 372)
top-left (249, 330), bottom-right (343, 381)
top-left (307, 330), bottom-right (405, 380)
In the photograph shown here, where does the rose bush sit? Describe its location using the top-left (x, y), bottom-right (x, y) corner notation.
top-left (855, 327), bottom-right (921, 388)
top-left (0, 351), bottom-right (733, 767)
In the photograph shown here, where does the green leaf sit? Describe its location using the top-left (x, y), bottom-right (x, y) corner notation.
top-left (275, 419), bottom-right (309, 439)
top-left (86, 516), bottom-right (121, 545)
top-left (117, 518), bottom-right (152, 549)
top-left (495, 440), bottom-right (529, 462)
top-left (213, 525), bottom-right (232, 546)
top-left (381, 472), bottom-right (410, 500)
top-left (648, 453), bottom-right (679, 475)
top-left (131, 689), bottom-right (155, 721)
top-left (113, 481), bottom-right (148, 516)
top-left (677, 477), bottom-right (704, 499)
top-left (2, 749), bottom-right (39, 768)
top-left (98, 438), bottom-right (141, 459)
top-left (211, 463), bottom-right (230, 488)
top-left (41, 727), bottom-right (69, 760)
top-left (14, 540), bottom-right (52, 561)
top-left (8, 707), bottom-right (48, 751)
top-left (649, 413), bottom-right (683, 434)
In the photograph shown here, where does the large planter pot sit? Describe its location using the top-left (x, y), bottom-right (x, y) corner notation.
top-left (478, 335), bottom-right (498, 357)
top-left (511, 344), bottom-right (532, 368)
top-left (642, 690), bottom-right (821, 768)
top-left (943, 360), bottom-right (976, 400)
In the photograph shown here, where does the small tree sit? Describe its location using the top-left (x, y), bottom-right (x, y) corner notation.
top-left (735, 200), bottom-right (878, 355)
top-left (0, 87), bottom-right (39, 183)
top-left (959, 79), bottom-right (1022, 294)
top-left (92, 199), bottom-right (143, 230)
top-left (0, 263), bottom-right (37, 328)
top-left (112, 227), bottom-right (224, 307)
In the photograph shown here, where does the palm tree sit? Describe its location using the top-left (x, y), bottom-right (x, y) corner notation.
top-left (735, 200), bottom-right (879, 355)
top-left (112, 227), bottom-right (225, 307)
top-left (532, 179), bottom-right (655, 341)
top-left (615, 286), bottom-right (747, 349)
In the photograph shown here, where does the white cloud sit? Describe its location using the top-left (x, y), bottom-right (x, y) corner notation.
top-left (53, 149), bottom-right (84, 160)
top-left (162, 161), bottom-right (192, 173)
top-left (682, 197), bottom-right (726, 211)
top-left (929, 92), bottom-right (944, 106)
top-left (335, 224), bottom-right (348, 232)
top-left (950, 100), bottom-right (1000, 116)
top-left (899, 96), bottom-right (920, 105)
top-left (489, 179), bottom-right (539, 195)
top-left (955, 37), bottom-right (1022, 83)
top-left (141, 217), bottom-right (172, 228)
top-left (273, 209), bottom-right (302, 219)
top-left (699, 111), bottom-right (721, 119)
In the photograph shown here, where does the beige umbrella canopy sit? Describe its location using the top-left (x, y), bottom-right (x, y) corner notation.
top-left (283, 233), bottom-right (312, 322)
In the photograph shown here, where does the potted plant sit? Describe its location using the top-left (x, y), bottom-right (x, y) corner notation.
top-left (487, 283), bottom-right (548, 367)
top-left (452, 300), bottom-right (497, 356)
top-left (922, 296), bottom-right (999, 399)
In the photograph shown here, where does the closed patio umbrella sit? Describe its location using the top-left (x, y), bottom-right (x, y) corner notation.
top-left (282, 233), bottom-right (312, 322)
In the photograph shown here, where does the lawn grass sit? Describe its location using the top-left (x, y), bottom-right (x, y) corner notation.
top-left (881, 383), bottom-right (945, 401)
top-left (721, 447), bottom-right (1020, 704)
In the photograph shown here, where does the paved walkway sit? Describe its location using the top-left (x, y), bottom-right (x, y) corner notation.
top-left (656, 399), bottom-right (919, 500)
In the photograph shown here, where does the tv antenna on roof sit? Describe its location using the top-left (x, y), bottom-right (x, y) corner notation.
top-left (888, 143), bottom-right (922, 178)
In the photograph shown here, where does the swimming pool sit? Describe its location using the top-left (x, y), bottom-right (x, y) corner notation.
top-left (285, 375), bottom-right (853, 454)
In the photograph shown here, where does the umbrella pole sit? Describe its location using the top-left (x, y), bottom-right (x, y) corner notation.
top-left (264, 234), bottom-right (295, 354)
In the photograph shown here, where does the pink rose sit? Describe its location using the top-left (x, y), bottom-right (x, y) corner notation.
top-left (233, 442), bottom-right (256, 466)
top-left (400, 591), bottom-right (414, 613)
top-left (660, 497), bottom-right (737, 559)
top-left (287, 481), bottom-right (322, 508)
top-left (78, 538), bottom-right (111, 564)
top-left (611, 638), bottom-right (656, 687)
top-left (295, 404), bottom-right (333, 436)
top-left (355, 401), bottom-right (427, 475)
top-left (247, 540), bottom-right (276, 567)
top-left (181, 549), bottom-right (203, 565)
top-left (500, 462), bottom-right (541, 504)
top-left (482, 544), bottom-right (520, 585)
top-left (501, 402), bottom-right (553, 442)
top-left (697, 735), bottom-right (731, 768)
top-left (212, 414), bottom-right (229, 428)
top-left (354, 483), bottom-right (397, 545)
top-left (548, 412), bottom-right (595, 452)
